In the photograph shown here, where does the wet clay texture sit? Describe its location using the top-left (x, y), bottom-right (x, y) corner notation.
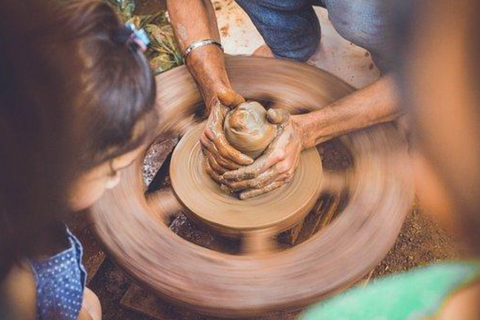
top-left (89, 56), bottom-right (414, 318)
top-left (224, 101), bottom-right (276, 159)
top-left (171, 121), bottom-right (322, 237)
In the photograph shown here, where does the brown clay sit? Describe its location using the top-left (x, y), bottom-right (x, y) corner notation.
top-left (171, 121), bottom-right (322, 236)
top-left (89, 56), bottom-right (414, 317)
top-left (223, 101), bottom-right (276, 159)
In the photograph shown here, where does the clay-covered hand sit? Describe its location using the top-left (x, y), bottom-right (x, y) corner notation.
top-left (183, 41), bottom-right (253, 176)
top-left (201, 89), bottom-right (254, 182)
top-left (222, 109), bottom-right (304, 199)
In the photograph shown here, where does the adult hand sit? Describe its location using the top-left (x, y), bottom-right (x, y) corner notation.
top-left (200, 88), bottom-right (254, 184)
top-left (221, 109), bottom-right (305, 199)
top-left (181, 44), bottom-right (254, 181)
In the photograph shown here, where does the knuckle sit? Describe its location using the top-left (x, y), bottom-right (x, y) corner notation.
top-left (226, 173), bottom-right (241, 182)
top-left (204, 126), bottom-right (214, 136)
top-left (275, 150), bottom-right (287, 161)
top-left (239, 193), bottom-right (249, 200)
top-left (222, 173), bottom-right (233, 180)
top-left (248, 180), bottom-right (260, 188)
top-left (228, 181), bottom-right (239, 188)
top-left (223, 170), bottom-right (237, 179)
top-left (200, 137), bottom-right (209, 147)
top-left (246, 169), bottom-right (258, 179)
top-left (276, 162), bottom-right (290, 173)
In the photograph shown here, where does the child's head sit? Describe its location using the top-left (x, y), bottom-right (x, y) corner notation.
top-left (397, 0), bottom-right (480, 253)
top-left (56, 0), bottom-right (158, 210)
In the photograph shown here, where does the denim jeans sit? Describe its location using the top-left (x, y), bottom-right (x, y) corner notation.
top-left (235, 0), bottom-right (393, 71)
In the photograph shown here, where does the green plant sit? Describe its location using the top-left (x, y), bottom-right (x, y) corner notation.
top-left (105, 0), bottom-right (183, 74)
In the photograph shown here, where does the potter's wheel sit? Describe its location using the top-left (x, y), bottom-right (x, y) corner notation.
top-left (170, 122), bottom-right (323, 241)
top-left (89, 55), bottom-right (414, 317)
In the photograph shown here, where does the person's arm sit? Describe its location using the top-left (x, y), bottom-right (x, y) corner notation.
top-left (222, 75), bottom-right (404, 197)
top-left (167, 0), bottom-right (253, 168)
top-left (80, 288), bottom-right (101, 320)
top-left (296, 74), bottom-right (402, 149)
top-left (0, 264), bottom-right (36, 320)
top-left (77, 308), bottom-right (94, 320)
top-left (167, 0), bottom-right (234, 110)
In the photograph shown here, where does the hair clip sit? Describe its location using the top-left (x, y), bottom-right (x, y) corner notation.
top-left (125, 22), bottom-right (150, 52)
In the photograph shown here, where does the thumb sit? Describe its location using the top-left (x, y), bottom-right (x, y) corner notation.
top-left (267, 108), bottom-right (290, 124)
top-left (217, 88), bottom-right (245, 108)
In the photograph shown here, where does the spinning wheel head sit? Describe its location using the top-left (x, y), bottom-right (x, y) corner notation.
top-left (170, 122), bottom-right (323, 236)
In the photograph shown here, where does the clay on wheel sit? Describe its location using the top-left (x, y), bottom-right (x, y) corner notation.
top-left (89, 56), bottom-right (414, 317)
top-left (224, 101), bottom-right (276, 159)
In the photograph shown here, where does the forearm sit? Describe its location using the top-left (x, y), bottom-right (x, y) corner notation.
top-left (77, 308), bottom-right (94, 320)
top-left (167, 0), bottom-right (231, 109)
top-left (167, 0), bottom-right (220, 50)
top-left (296, 75), bottom-right (403, 149)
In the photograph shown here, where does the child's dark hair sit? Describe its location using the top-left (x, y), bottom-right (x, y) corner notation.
top-left (0, 0), bottom-right (158, 280)
top-left (58, 0), bottom-right (158, 169)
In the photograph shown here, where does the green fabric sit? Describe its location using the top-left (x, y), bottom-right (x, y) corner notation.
top-left (300, 261), bottom-right (480, 320)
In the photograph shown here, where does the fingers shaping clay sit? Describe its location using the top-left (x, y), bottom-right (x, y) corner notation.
top-left (224, 101), bottom-right (276, 159)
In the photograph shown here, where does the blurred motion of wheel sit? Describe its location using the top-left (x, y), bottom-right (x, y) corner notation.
top-left (89, 56), bottom-right (414, 317)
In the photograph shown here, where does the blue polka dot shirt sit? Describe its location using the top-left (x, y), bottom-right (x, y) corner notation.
top-left (29, 227), bottom-right (87, 320)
